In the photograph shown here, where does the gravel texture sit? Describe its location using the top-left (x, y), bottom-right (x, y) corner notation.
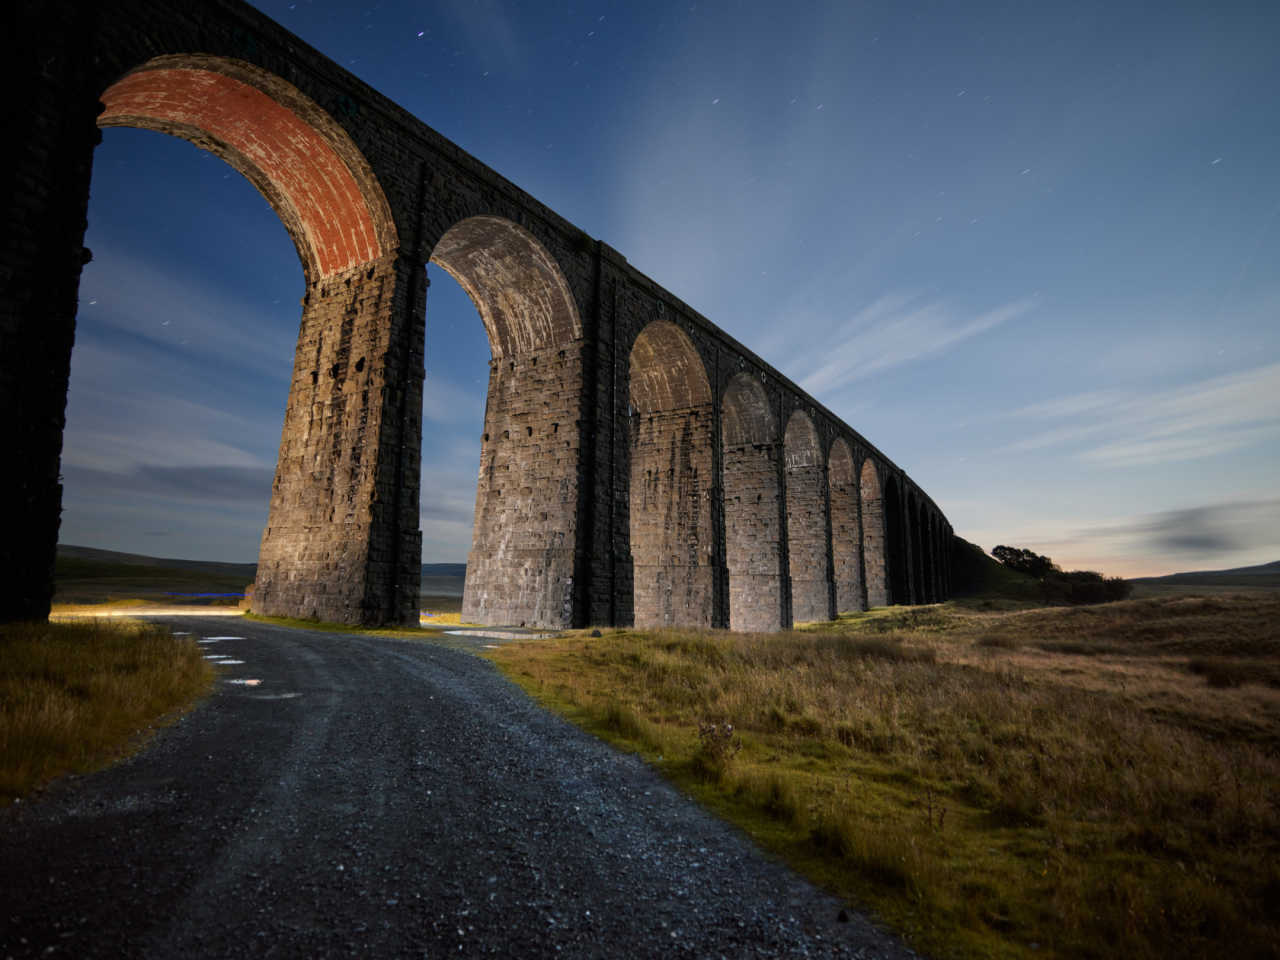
top-left (1, 617), bottom-right (922, 959)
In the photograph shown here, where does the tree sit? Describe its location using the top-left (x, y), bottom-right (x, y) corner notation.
top-left (991, 544), bottom-right (1133, 604)
top-left (991, 545), bottom-right (1057, 580)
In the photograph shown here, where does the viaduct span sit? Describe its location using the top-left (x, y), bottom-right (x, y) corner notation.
top-left (6, 0), bottom-right (954, 630)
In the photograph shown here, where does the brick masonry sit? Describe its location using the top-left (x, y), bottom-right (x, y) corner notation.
top-left (4, 0), bottom-right (954, 628)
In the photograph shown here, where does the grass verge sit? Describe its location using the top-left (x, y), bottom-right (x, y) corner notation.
top-left (486, 594), bottom-right (1280, 960)
top-left (243, 611), bottom-right (475, 634)
top-left (0, 619), bottom-right (214, 803)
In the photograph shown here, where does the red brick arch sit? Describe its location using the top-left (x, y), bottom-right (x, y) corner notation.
top-left (98, 55), bottom-right (396, 280)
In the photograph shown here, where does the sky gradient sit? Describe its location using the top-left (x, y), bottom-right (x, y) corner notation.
top-left (64, 0), bottom-right (1280, 577)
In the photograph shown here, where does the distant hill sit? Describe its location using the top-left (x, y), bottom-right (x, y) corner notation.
top-left (1129, 560), bottom-right (1280, 588)
top-left (57, 544), bottom-right (257, 580)
top-left (422, 563), bottom-right (466, 578)
top-left (57, 544), bottom-right (465, 583)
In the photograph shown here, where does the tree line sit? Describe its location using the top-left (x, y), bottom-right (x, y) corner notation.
top-left (991, 545), bottom-right (1132, 604)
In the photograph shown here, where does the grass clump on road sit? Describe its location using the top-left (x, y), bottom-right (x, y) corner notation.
top-left (0, 619), bottom-right (213, 803)
top-left (486, 594), bottom-right (1280, 960)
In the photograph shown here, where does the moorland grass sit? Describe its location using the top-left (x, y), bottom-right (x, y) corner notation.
top-left (487, 594), bottom-right (1280, 960)
top-left (0, 619), bottom-right (213, 803)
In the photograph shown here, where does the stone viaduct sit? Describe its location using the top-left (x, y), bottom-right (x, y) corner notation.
top-left (5, 0), bottom-right (954, 630)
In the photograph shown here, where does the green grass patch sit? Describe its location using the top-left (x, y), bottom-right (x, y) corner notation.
top-left (0, 619), bottom-right (214, 802)
top-left (486, 601), bottom-right (1280, 960)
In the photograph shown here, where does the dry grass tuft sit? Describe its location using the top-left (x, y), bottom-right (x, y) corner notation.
top-left (0, 619), bottom-right (213, 802)
top-left (489, 592), bottom-right (1280, 960)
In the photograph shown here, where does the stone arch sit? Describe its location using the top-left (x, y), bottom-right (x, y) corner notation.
top-left (430, 216), bottom-right (582, 360)
top-left (828, 439), bottom-right (863, 614)
top-left (428, 217), bottom-right (586, 627)
top-left (94, 54), bottom-right (420, 624)
top-left (628, 321), bottom-right (714, 628)
top-left (884, 476), bottom-right (910, 605)
top-left (721, 373), bottom-right (783, 631)
top-left (784, 410), bottom-right (834, 622)
top-left (860, 460), bottom-right (887, 607)
top-left (98, 55), bottom-right (397, 282)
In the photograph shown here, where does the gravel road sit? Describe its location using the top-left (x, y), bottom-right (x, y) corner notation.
top-left (1, 617), bottom-right (920, 959)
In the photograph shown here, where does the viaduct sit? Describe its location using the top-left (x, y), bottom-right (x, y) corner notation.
top-left (5, 0), bottom-right (954, 631)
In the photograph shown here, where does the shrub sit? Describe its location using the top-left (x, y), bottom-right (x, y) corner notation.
top-left (1187, 657), bottom-right (1250, 689)
top-left (1041, 570), bottom-right (1133, 605)
top-left (692, 720), bottom-right (741, 780)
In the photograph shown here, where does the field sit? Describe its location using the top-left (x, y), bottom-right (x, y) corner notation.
top-left (487, 592), bottom-right (1280, 960)
top-left (0, 619), bottom-right (213, 802)
top-left (53, 544), bottom-right (466, 616)
top-left (53, 547), bottom-right (253, 608)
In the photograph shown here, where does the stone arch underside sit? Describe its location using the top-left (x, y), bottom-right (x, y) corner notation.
top-left (98, 55), bottom-right (396, 281)
top-left (97, 55), bottom-right (419, 625)
top-left (860, 460), bottom-right (887, 607)
top-left (828, 439), bottom-right (863, 614)
top-left (430, 217), bottom-right (585, 627)
top-left (784, 411), bottom-right (834, 623)
top-left (629, 321), bottom-right (713, 629)
top-left (722, 373), bottom-right (783, 631)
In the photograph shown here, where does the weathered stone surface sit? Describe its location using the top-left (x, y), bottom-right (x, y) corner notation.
top-left (4, 0), bottom-right (955, 628)
top-left (861, 460), bottom-right (888, 608)
top-left (829, 439), bottom-right (863, 615)
top-left (722, 374), bottom-right (784, 632)
top-left (784, 411), bottom-right (834, 624)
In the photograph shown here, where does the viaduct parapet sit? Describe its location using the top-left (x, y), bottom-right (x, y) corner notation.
top-left (5, 0), bottom-right (954, 630)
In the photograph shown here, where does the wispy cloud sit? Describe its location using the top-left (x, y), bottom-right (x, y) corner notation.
top-left (63, 339), bottom-right (280, 473)
top-left (965, 498), bottom-right (1280, 578)
top-left (78, 248), bottom-right (300, 378)
top-left (422, 375), bottom-right (482, 424)
top-left (1095, 499), bottom-right (1280, 556)
top-left (63, 464), bottom-right (274, 505)
top-left (798, 295), bottom-right (1036, 395)
top-left (1045, 498), bottom-right (1280, 576)
top-left (1009, 361), bottom-right (1280, 467)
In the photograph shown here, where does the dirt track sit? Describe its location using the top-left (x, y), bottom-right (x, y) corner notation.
top-left (1, 616), bottom-right (918, 959)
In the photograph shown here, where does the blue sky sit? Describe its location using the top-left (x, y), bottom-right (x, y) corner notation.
top-left (64, 0), bottom-right (1280, 576)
